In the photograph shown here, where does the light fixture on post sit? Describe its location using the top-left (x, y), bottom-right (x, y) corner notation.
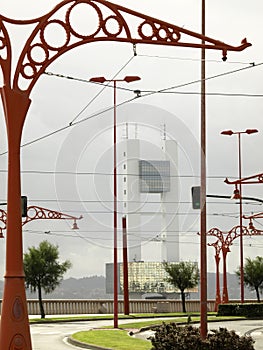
top-left (243, 212), bottom-right (263, 234)
top-left (231, 185), bottom-right (241, 200)
top-left (221, 128), bottom-right (258, 303)
top-left (89, 75), bottom-right (140, 328)
top-left (72, 219), bottom-right (80, 230)
top-left (248, 219), bottom-right (256, 232)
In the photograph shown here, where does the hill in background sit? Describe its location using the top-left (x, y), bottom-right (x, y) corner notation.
top-left (0, 273), bottom-right (258, 300)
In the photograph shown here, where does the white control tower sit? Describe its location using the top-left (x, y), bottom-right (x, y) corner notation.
top-left (121, 127), bottom-right (179, 262)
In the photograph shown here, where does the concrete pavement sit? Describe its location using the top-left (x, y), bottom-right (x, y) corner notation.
top-left (29, 316), bottom-right (263, 350)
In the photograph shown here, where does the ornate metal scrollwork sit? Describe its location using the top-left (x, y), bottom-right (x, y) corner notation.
top-left (0, 0), bottom-right (251, 95)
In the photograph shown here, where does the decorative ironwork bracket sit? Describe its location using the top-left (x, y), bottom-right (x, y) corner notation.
top-left (0, 0), bottom-right (251, 96)
top-left (225, 172), bottom-right (263, 185)
top-left (0, 206), bottom-right (83, 237)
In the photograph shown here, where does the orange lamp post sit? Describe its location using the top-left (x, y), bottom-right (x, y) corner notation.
top-left (89, 76), bottom-right (140, 328)
top-left (206, 225), bottom-right (263, 308)
top-left (0, 1), bottom-right (250, 347)
top-left (122, 216), bottom-right (129, 316)
top-left (221, 129), bottom-right (259, 303)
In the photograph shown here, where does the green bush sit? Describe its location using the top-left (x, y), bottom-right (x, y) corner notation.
top-left (218, 303), bottom-right (263, 317)
top-left (149, 322), bottom-right (255, 350)
top-left (206, 327), bottom-right (254, 350)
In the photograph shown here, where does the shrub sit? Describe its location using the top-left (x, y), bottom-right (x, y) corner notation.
top-left (218, 303), bottom-right (263, 317)
top-left (149, 322), bottom-right (255, 350)
top-left (206, 327), bottom-right (255, 350)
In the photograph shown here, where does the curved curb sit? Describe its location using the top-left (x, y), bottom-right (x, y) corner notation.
top-left (67, 336), bottom-right (112, 349)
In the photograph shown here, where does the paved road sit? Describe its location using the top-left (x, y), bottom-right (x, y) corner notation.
top-left (30, 318), bottom-right (263, 350)
top-left (208, 320), bottom-right (263, 350)
top-left (31, 318), bottom-right (147, 350)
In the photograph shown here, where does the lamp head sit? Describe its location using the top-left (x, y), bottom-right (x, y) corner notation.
top-left (89, 77), bottom-right (106, 83)
top-left (72, 220), bottom-right (79, 230)
top-left (221, 130), bottom-right (234, 136)
top-left (245, 128), bottom-right (258, 135)
top-left (124, 76), bottom-right (141, 83)
top-left (231, 186), bottom-right (241, 200)
top-left (248, 219), bottom-right (256, 231)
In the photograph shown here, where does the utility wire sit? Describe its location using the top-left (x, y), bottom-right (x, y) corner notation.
top-left (0, 60), bottom-right (262, 156)
top-left (137, 53), bottom-right (253, 65)
top-left (46, 70), bottom-right (263, 97)
top-left (0, 169), bottom-right (231, 179)
top-left (67, 55), bottom-right (135, 125)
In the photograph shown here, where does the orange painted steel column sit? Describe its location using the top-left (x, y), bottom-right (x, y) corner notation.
top-left (0, 86), bottom-right (32, 349)
top-left (200, 0), bottom-right (207, 339)
top-left (237, 133), bottom-right (245, 303)
top-left (122, 216), bottom-right (129, 315)
top-left (222, 247), bottom-right (229, 303)
top-left (214, 253), bottom-right (221, 311)
top-left (113, 79), bottom-right (118, 329)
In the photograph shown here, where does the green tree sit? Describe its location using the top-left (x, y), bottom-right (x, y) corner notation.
top-left (163, 261), bottom-right (199, 313)
top-left (23, 240), bottom-right (72, 318)
top-left (236, 256), bottom-right (263, 302)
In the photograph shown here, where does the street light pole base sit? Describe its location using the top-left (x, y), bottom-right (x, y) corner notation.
top-left (0, 276), bottom-right (32, 349)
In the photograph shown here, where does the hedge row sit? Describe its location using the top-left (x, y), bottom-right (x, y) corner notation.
top-left (218, 303), bottom-right (263, 317)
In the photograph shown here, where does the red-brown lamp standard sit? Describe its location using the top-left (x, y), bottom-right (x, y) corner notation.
top-left (221, 129), bottom-right (258, 303)
top-left (89, 75), bottom-right (141, 328)
top-left (0, 0), bottom-right (251, 347)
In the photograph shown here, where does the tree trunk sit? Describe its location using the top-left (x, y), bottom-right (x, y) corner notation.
top-left (255, 287), bottom-right (261, 303)
top-left (181, 290), bottom-right (186, 313)
top-left (38, 284), bottom-right (45, 318)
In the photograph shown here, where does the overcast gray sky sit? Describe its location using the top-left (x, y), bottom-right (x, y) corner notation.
top-left (0, 0), bottom-right (262, 279)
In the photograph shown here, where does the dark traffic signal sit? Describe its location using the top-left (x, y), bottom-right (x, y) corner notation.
top-left (191, 186), bottom-right (200, 209)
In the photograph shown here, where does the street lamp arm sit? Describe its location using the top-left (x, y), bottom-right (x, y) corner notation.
top-left (0, 206), bottom-right (83, 237)
top-left (225, 172), bottom-right (263, 185)
top-left (207, 193), bottom-right (263, 204)
top-left (224, 225), bottom-right (251, 246)
top-left (0, 0), bottom-right (251, 96)
top-left (243, 212), bottom-right (263, 220)
top-left (0, 19), bottom-right (12, 89)
top-left (23, 206), bottom-right (83, 226)
top-left (208, 239), bottom-right (222, 255)
top-left (205, 227), bottom-right (224, 242)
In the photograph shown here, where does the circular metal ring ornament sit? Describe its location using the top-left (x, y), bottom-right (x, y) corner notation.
top-left (102, 15), bottom-right (123, 38)
top-left (138, 20), bottom-right (156, 40)
top-left (66, 1), bottom-right (102, 39)
top-left (21, 62), bottom-right (37, 79)
top-left (27, 43), bottom-right (49, 66)
top-left (40, 19), bottom-right (70, 51)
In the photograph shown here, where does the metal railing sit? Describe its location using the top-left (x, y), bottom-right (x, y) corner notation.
top-left (0, 299), bottom-right (216, 315)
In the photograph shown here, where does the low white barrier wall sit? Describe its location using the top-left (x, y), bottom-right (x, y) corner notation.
top-left (1, 299), bottom-right (216, 315)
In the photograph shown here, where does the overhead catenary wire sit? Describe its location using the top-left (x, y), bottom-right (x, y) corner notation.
top-left (136, 53), bottom-right (254, 65)
top-left (21, 229), bottom-right (263, 249)
top-left (67, 55), bottom-right (135, 125)
top-left (0, 60), bottom-right (262, 156)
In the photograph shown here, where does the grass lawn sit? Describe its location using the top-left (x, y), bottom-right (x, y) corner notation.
top-left (69, 314), bottom-right (246, 349)
top-left (71, 329), bottom-right (151, 350)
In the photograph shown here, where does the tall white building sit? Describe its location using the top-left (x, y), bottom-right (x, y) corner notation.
top-left (121, 130), bottom-right (179, 263)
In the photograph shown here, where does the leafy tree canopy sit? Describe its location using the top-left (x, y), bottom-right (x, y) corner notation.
top-left (24, 240), bottom-right (72, 318)
top-left (236, 256), bottom-right (263, 302)
top-left (163, 261), bottom-right (199, 292)
top-left (163, 261), bottom-right (199, 313)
